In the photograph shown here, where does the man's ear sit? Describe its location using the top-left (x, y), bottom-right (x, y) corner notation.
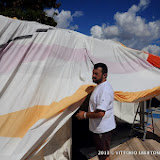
top-left (103, 73), bottom-right (107, 78)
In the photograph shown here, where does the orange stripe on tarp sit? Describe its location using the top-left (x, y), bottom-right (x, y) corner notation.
top-left (120, 43), bottom-right (128, 48)
top-left (0, 85), bottom-right (94, 138)
top-left (0, 84), bottom-right (160, 138)
top-left (144, 51), bottom-right (160, 68)
top-left (114, 86), bottom-right (160, 102)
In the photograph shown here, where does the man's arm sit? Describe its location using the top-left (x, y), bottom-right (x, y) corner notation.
top-left (76, 109), bottom-right (105, 120)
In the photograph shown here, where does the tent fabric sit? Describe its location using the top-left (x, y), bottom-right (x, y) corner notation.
top-left (146, 52), bottom-right (160, 69)
top-left (0, 15), bottom-right (160, 159)
top-left (115, 86), bottom-right (160, 102)
top-left (119, 44), bottom-right (160, 69)
top-left (29, 120), bottom-right (72, 160)
top-left (113, 101), bottom-right (139, 124)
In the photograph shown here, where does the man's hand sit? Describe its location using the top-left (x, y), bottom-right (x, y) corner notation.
top-left (76, 109), bottom-right (105, 120)
top-left (76, 111), bottom-right (85, 120)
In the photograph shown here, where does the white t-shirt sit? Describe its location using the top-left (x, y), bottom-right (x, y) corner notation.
top-left (89, 80), bottom-right (116, 133)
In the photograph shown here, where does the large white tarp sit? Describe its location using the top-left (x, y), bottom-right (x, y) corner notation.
top-left (0, 15), bottom-right (160, 160)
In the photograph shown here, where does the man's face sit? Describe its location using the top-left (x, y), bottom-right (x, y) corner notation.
top-left (92, 67), bottom-right (104, 84)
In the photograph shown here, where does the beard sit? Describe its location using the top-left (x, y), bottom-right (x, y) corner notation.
top-left (92, 76), bottom-right (103, 84)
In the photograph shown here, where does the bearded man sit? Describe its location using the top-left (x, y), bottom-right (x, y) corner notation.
top-left (76, 63), bottom-right (116, 160)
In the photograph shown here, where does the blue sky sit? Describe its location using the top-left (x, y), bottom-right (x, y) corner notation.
top-left (45, 0), bottom-right (160, 55)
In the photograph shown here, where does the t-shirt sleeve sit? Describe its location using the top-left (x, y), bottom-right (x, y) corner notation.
top-left (96, 89), bottom-right (113, 111)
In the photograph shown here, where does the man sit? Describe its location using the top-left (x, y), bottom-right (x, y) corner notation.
top-left (76, 63), bottom-right (116, 160)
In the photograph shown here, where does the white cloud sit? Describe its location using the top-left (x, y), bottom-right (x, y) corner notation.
top-left (139, 0), bottom-right (150, 10)
top-left (103, 25), bottom-right (120, 38)
top-left (54, 10), bottom-right (72, 28)
top-left (72, 11), bottom-right (83, 17)
top-left (142, 45), bottom-right (160, 55)
top-left (90, 25), bottom-right (103, 39)
top-left (69, 24), bottom-right (79, 30)
top-left (90, 0), bottom-right (160, 55)
top-left (44, 8), bottom-right (58, 17)
top-left (45, 8), bottom-right (83, 30)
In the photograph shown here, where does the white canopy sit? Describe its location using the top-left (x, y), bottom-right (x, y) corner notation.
top-left (0, 15), bottom-right (160, 159)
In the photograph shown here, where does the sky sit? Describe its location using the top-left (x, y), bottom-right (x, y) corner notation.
top-left (45, 0), bottom-right (160, 56)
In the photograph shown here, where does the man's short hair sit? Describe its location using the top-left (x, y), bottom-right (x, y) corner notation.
top-left (94, 63), bottom-right (108, 74)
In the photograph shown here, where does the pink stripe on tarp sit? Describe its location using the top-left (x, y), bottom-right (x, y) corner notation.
top-left (0, 42), bottom-right (87, 73)
top-left (0, 42), bottom-right (153, 74)
top-left (90, 54), bottom-right (154, 74)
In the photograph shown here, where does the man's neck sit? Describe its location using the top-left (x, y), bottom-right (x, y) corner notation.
top-left (97, 79), bottom-right (106, 85)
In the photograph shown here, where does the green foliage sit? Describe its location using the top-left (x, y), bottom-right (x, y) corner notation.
top-left (0, 0), bottom-right (61, 26)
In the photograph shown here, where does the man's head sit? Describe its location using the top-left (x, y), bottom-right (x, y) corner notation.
top-left (92, 63), bottom-right (108, 84)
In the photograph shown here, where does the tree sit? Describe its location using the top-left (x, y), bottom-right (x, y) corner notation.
top-left (0, 0), bottom-right (61, 26)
